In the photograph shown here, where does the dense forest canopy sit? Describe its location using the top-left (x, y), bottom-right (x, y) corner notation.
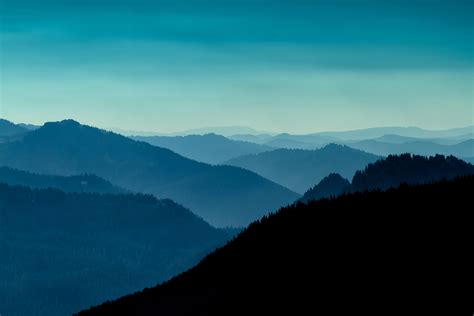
top-left (0, 183), bottom-right (228, 316)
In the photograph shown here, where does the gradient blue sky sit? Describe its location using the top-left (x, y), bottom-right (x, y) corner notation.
top-left (0, 0), bottom-right (473, 133)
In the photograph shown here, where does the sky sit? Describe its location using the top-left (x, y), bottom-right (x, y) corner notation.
top-left (0, 0), bottom-right (473, 134)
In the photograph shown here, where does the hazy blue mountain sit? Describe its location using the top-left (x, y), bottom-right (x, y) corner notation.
top-left (225, 144), bottom-right (379, 193)
top-left (349, 139), bottom-right (474, 157)
top-left (263, 138), bottom-right (320, 150)
top-left (351, 154), bottom-right (474, 192)
top-left (172, 126), bottom-right (273, 137)
top-left (0, 120), bottom-right (298, 227)
top-left (372, 133), bottom-right (473, 145)
top-left (132, 134), bottom-right (273, 165)
top-left (316, 125), bottom-right (474, 141)
top-left (0, 119), bottom-right (30, 144)
top-left (78, 176), bottom-right (472, 316)
top-left (229, 127), bottom-right (473, 149)
top-left (17, 123), bottom-right (41, 130)
top-left (0, 166), bottom-right (124, 194)
top-left (228, 134), bottom-right (273, 144)
top-left (0, 183), bottom-right (229, 316)
top-left (231, 133), bottom-right (339, 149)
top-left (300, 173), bottom-right (350, 202)
top-left (0, 118), bottom-right (27, 137)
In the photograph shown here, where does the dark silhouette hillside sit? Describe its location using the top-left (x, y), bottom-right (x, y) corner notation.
top-left (0, 183), bottom-right (229, 316)
top-left (300, 173), bottom-right (350, 202)
top-left (77, 176), bottom-right (472, 316)
top-left (132, 133), bottom-right (272, 165)
top-left (0, 120), bottom-right (299, 227)
top-left (225, 144), bottom-right (379, 193)
top-left (0, 166), bottom-right (124, 194)
top-left (351, 153), bottom-right (474, 192)
top-left (300, 154), bottom-right (474, 203)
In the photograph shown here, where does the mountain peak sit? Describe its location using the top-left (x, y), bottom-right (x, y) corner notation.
top-left (44, 119), bottom-right (82, 128)
top-left (300, 173), bottom-right (350, 202)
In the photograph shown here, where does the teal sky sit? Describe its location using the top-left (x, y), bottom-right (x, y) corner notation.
top-left (0, 0), bottom-right (473, 133)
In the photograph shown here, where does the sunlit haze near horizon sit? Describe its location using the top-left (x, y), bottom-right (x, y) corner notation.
top-left (1, 0), bottom-right (473, 133)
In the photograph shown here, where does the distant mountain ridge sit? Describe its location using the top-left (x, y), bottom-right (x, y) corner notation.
top-left (0, 119), bottom-right (30, 144)
top-left (225, 144), bottom-right (380, 193)
top-left (0, 120), bottom-right (299, 227)
top-left (348, 139), bottom-right (474, 157)
top-left (315, 125), bottom-right (474, 140)
top-left (0, 119), bottom-right (27, 136)
top-left (132, 134), bottom-right (273, 165)
top-left (0, 166), bottom-right (124, 194)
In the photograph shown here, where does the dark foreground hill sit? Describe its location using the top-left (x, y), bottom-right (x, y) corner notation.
top-left (0, 120), bottom-right (298, 227)
top-left (351, 153), bottom-right (474, 192)
top-left (301, 154), bottom-right (474, 202)
top-left (225, 144), bottom-right (379, 193)
top-left (78, 176), bottom-right (472, 316)
top-left (0, 166), bottom-right (124, 194)
top-left (300, 173), bottom-right (350, 202)
top-left (0, 184), bottom-right (229, 316)
top-left (132, 134), bottom-right (272, 165)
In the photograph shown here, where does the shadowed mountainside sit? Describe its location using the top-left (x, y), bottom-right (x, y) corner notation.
top-left (0, 119), bottom-right (27, 137)
top-left (0, 120), bottom-right (298, 227)
top-left (0, 183), bottom-right (229, 316)
top-left (351, 153), bottom-right (474, 192)
top-left (0, 166), bottom-right (124, 194)
top-left (77, 176), bottom-right (472, 316)
top-left (0, 119), bottom-right (29, 143)
top-left (132, 133), bottom-right (272, 165)
top-left (300, 154), bottom-right (474, 202)
top-left (300, 173), bottom-right (350, 202)
top-left (225, 144), bottom-right (379, 193)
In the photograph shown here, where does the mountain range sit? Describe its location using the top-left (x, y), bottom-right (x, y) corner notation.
top-left (132, 134), bottom-right (272, 165)
top-left (0, 119), bottom-right (29, 143)
top-left (0, 120), bottom-right (298, 227)
top-left (348, 138), bottom-right (474, 157)
top-left (225, 144), bottom-right (380, 193)
top-left (77, 176), bottom-right (472, 316)
top-left (0, 182), bottom-right (230, 316)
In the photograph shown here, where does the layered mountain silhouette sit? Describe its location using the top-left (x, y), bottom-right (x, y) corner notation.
top-left (315, 125), bottom-right (474, 140)
top-left (0, 120), bottom-right (298, 227)
top-left (225, 144), bottom-right (379, 193)
top-left (371, 133), bottom-right (474, 145)
top-left (0, 119), bottom-right (27, 136)
top-left (0, 166), bottom-right (124, 194)
top-left (300, 173), bottom-right (350, 202)
top-left (77, 176), bottom-right (472, 316)
top-left (351, 153), bottom-right (474, 192)
top-left (0, 119), bottom-right (29, 143)
top-left (0, 183), bottom-right (229, 316)
top-left (229, 126), bottom-right (473, 150)
top-left (132, 134), bottom-right (272, 165)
